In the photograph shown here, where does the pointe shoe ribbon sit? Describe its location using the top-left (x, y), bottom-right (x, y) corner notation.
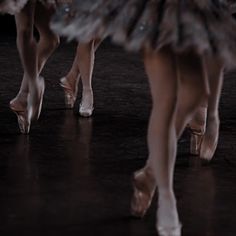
top-left (10, 94), bottom-right (29, 134)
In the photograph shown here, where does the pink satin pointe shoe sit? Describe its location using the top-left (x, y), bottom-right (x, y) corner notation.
top-left (10, 92), bottom-right (27, 111)
top-left (199, 116), bottom-right (220, 161)
top-left (9, 77), bottom-right (45, 134)
top-left (189, 105), bottom-right (219, 161)
top-left (131, 167), bottom-right (156, 218)
top-left (9, 108), bottom-right (30, 134)
top-left (27, 77), bottom-right (45, 121)
top-left (10, 92), bottom-right (29, 133)
top-left (190, 124), bottom-right (219, 161)
top-left (60, 77), bottom-right (77, 109)
top-left (79, 90), bottom-right (94, 117)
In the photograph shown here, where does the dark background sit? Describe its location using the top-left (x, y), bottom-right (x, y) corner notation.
top-left (0, 15), bottom-right (16, 36)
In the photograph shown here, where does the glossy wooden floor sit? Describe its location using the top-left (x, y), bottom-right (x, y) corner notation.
top-left (0, 36), bottom-right (236, 236)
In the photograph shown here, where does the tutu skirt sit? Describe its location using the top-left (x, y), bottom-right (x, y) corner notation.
top-left (0, 0), bottom-right (28, 14)
top-left (0, 0), bottom-right (56, 14)
top-left (52, 0), bottom-right (236, 65)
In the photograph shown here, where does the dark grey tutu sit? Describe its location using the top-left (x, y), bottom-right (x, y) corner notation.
top-left (0, 0), bottom-right (57, 14)
top-left (51, 0), bottom-right (236, 65)
top-left (0, 0), bottom-right (28, 14)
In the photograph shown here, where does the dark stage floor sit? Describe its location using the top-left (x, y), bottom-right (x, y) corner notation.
top-left (0, 36), bottom-right (236, 236)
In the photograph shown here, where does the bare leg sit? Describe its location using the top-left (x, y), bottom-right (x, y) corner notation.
top-left (187, 57), bottom-right (223, 159)
top-left (11, 1), bottom-right (37, 111)
top-left (131, 55), bottom-right (223, 219)
top-left (143, 48), bottom-right (180, 234)
top-left (60, 42), bottom-right (93, 109)
top-left (77, 40), bottom-right (97, 117)
top-left (60, 39), bottom-right (101, 113)
top-left (200, 58), bottom-right (224, 160)
top-left (34, 1), bottom-right (59, 74)
top-left (133, 48), bottom-right (208, 236)
top-left (131, 102), bottom-right (207, 217)
top-left (11, 2), bottom-right (59, 107)
top-left (60, 44), bottom-right (81, 98)
top-left (62, 39), bottom-right (101, 88)
top-left (11, 1), bottom-right (45, 134)
top-left (10, 2), bottom-right (58, 133)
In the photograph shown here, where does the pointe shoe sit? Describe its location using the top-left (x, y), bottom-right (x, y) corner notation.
top-left (27, 76), bottom-right (45, 121)
top-left (131, 168), bottom-right (156, 218)
top-left (10, 109), bottom-right (30, 134)
top-left (79, 91), bottom-right (94, 117)
top-left (190, 126), bottom-right (219, 161)
top-left (10, 93), bottom-right (29, 133)
top-left (10, 93), bottom-right (30, 134)
top-left (10, 77), bottom-right (45, 134)
top-left (60, 77), bottom-right (77, 109)
top-left (10, 92), bottom-right (27, 112)
top-left (79, 103), bottom-right (94, 117)
top-left (157, 224), bottom-right (182, 236)
top-left (199, 117), bottom-right (220, 161)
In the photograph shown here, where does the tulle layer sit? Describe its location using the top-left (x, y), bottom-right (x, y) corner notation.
top-left (0, 0), bottom-right (28, 14)
top-left (51, 0), bottom-right (236, 66)
top-left (0, 0), bottom-right (57, 14)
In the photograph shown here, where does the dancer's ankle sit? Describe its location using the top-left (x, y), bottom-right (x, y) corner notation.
top-left (66, 73), bottom-right (79, 88)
